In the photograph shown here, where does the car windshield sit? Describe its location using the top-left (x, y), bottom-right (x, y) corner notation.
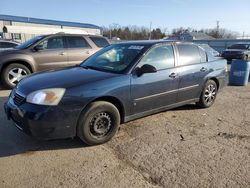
top-left (15, 35), bottom-right (46, 49)
top-left (81, 44), bottom-right (146, 73)
top-left (228, 44), bottom-right (249, 50)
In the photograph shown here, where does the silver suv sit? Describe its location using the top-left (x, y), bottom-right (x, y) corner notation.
top-left (0, 33), bottom-right (110, 88)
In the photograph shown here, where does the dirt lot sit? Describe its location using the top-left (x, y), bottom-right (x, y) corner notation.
top-left (0, 78), bottom-right (250, 188)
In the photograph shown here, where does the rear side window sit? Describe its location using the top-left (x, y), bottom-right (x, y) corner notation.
top-left (198, 47), bottom-right (207, 62)
top-left (90, 37), bottom-right (109, 48)
top-left (67, 36), bottom-right (91, 48)
top-left (177, 44), bottom-right (201, 66)
top-left (138, 44), bottom-right (175, 70)
top-left (0, 42), bottom-right (17, 48)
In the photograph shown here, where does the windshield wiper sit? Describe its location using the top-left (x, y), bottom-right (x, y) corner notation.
top-left (81, 65), bottom-right (103, 71)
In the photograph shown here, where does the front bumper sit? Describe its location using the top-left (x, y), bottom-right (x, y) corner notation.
top-left (4, 96), bottom-right (79, 140)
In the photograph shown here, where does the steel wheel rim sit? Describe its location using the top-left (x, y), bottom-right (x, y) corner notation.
top-left (7, 68), bottom-right (28, 85)
top-left (204, 84), bottom-right (216, 105)
top-left (89, 112), bottom-right (112, 138)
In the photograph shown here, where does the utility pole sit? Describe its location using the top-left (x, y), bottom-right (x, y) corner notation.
top-left (216, 20), bottom-right (220, 38)
top-left (149, 22), bottom-right (152, 40)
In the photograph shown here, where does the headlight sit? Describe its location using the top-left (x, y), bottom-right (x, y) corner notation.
top-left (26, 88), bottom-right (65, 106)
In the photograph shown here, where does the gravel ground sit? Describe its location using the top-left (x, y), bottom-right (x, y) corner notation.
top-left (0, 77), bottom-right (250, 188)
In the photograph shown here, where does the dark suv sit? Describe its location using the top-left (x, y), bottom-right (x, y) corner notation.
top-left (5, 41), bottom-right (227, 145)
top-left (0, 33), bottom-right (110, 88)
top-left (221, 43), bottom-right (250, 61)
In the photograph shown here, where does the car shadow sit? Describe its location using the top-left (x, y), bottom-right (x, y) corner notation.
top-left (0, 94), bottom-right (87, 158)
top-left (171, 104), bottom-right (202, 111)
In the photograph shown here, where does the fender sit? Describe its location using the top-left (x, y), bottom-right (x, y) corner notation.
top-left (0, 53), bottom-right (37, 72)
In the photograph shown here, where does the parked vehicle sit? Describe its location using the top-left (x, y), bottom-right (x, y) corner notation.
top-left (5, 41), bottom-right (227, 145)
top-left (221, 43), bottom-right (250, 61)
top-left (0, 33), bottom-right (110, 88)
top-left (198, 44), bottom-right (220, 57)
top-left (0, 40), bottom-right (19, 51)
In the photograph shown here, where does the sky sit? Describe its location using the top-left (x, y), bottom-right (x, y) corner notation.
top-left (1, 0), bottom-right (250, 36)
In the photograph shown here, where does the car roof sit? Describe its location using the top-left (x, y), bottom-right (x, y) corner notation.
top-left (0, 40), bottom-right (19, 44)
top-left (41, 33), bottom-right (104, 38)
top-left (118, 40), bottom-right (195, 46)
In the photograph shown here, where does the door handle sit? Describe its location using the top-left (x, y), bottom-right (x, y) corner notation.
top-left (169, 72), bottom-right (178, 79)
top-left (59, 52), bottom-right (65, 56)
top-left (200, 67), bottom-right (207, 72)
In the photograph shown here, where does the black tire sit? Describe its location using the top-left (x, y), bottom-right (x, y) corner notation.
top-left (197, 80), bottom-right (218, 108)
top-left (1, 63), bottom-right (31, 89)
top-left (77, 101), bottom-right (120, 145)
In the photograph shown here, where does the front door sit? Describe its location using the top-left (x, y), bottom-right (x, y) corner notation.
top-left (131, 44), bottom-right (179, 114)
top-left (32, 36), bottom-right (68, 71)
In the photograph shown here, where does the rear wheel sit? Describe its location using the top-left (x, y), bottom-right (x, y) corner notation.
top-left (1, 63), bottom-right (31, 89)
top-left (77, 101), bottom-right (120, 145)
top-left (197, 80), bottom-right (218, 108)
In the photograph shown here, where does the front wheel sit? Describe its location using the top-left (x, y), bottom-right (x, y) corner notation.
top-left (1, 63), bottom-right (31, 89)
top-left (197, 80), bottom-right (218, 108)
top-left (77, 101), bottom-right (120, 145)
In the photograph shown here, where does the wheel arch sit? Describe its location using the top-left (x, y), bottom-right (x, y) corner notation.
top-left (0, 60), bottom-right (34, 74)
top-left (208, 77), bottom-right (220, 90)
top-left (91, 96), bottom-right (125, 124)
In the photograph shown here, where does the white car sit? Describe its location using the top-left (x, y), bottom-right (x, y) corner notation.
top-left (0, 40), bottom-right (19, 51)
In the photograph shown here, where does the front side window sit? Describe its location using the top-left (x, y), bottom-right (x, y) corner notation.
top-left (138, 44), bottom-right (175, 70)
top-left (81, 44), bottom-right (145, 73)
top-left (67, 36), bottom-right (90, 48)
top-left (39, 37), bottom-right (64, 49)
top-left (177, 44), bottom-right (201, 66)
top-left (90, 37), bottom-right (109, 48)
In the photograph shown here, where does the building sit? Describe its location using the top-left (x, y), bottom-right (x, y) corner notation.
top-left (167, 31), bottom-right (214, 41)
top-left (0, 14), bottom-right (102, 42)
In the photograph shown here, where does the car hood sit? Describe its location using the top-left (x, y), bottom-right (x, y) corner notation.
top-left (17, 66), bottom-right (119, 95)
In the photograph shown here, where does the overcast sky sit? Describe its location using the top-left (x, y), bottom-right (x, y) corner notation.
top-left (1, 0), bottom-right (250, 36)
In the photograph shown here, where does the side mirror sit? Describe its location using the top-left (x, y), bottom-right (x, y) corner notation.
top-left (136, 64), bottom-right (157, 76)
top-left (34, 45), bottom-right (44, 51)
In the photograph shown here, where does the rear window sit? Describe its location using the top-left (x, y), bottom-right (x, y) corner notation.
top-left (90, 37), bottom-right (109, 48)
top-left (67, 36), bottom-right (91, 48)
top-left (228, 44), bottom-right (249, 50)
top-left (177, 44), bottom-right (201, 66)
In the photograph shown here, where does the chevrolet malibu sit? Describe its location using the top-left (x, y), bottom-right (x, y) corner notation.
top-left (4, 41), bottom-right (227, 145)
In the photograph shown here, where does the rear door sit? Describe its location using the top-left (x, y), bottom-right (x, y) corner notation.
top-left (175, 43), bottom-right (209, 102)
top-left (131, 44), bottom-right (179, 114)
top-left (66, 36), bottom-right (96, 66)
top-left (32, 36), bottom-right (68, 71)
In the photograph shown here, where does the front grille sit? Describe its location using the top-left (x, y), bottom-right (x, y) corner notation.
top-left (13, 92), bottom-right (25, 106)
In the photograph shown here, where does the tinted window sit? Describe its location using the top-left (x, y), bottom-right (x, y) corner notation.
top-left (90, 37), bottom-right (109, 48)
top-left (0, 42), bottom-right (18, 48)
top-left (138, 44), bottom-right (175, 70)
top-left (177, 44), bottom-right (201, 66)
top-left (67, 36), bottom-right (90, 48)
top-left (39, 37), bottom-right (64, 49)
